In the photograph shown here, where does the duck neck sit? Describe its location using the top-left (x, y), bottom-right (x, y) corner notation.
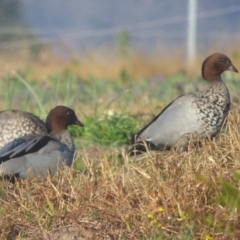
top-left (50, 130), bottom-right (75, 161)
top-left (50, 130), bottom-right (74, 147)
top-left (205, 77), bottom-right (229, 100)
top-left (208, 78), bottom-right (223, 86)
top-left (202, 64), bottom-right (222, 83)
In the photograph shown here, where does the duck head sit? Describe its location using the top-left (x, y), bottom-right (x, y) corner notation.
top-left (201, 53), bottom-right (238, 82)
top-left (45, 106), bottom-right (84, 132)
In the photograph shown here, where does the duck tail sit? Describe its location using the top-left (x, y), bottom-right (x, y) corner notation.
top-left (127, 134), bottom-right (157, 156)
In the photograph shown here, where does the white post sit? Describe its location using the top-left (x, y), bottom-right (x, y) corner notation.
top-left (187, 0), bottom-right (197, 66)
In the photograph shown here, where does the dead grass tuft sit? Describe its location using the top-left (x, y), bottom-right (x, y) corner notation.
top-left (1, 108), bottom-right (240, 239)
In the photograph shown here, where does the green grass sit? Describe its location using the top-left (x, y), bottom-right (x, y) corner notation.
top-left (70, 112), bottom-right (141, 148)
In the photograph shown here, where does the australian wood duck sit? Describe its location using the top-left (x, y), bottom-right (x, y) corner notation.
top-left (0, 106), bottom-right (83, 180)
top-left (129, 53), bottom-right (238, 155)
top-left (0, 110), bottom-right (47, 149)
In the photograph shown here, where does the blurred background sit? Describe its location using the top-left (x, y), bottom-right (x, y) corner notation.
top-left (1, 0), bottom-right (240, 79)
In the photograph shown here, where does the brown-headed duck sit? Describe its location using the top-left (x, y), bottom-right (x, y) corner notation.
top-left (129, 53), bottom-right (238, 155)
top-left (0, 106), bottom-right (83, 180)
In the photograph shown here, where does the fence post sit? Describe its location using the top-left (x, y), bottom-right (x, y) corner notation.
top-left (187, 0), bottom-right (198, 66)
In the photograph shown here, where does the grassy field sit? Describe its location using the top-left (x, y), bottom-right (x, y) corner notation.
top-left (1, 52), bottom-right (240, 239)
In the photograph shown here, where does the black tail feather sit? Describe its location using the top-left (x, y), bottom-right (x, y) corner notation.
top-left (127, 140), bottom-right (159, 156)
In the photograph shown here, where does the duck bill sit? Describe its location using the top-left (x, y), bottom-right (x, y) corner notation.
top-left (228, 64), bottom-right (238, 73)
top-left (75, 119), bottom-right (84, 127)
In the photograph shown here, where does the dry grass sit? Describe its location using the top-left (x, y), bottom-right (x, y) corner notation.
top-left (1, 46), bottom-right (240, 81)
top-left (1, 108), bottom-right (240, 239)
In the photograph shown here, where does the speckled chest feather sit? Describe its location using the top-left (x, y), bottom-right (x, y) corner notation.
top-left (0, 116), bottom-right (46, 148)
top-left (194, 81), bottom-right (230, 136)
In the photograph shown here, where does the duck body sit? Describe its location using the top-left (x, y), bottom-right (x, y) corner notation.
top-left (0, 134), bottom-right (72, 179)
top-left (140, 81), bottom-right (230, 149)
top-left (129, 53), bottom-right (238, 154)
top-left (0, 110), bottom-right (47, 149)
top-left (0, 106), bottom-right (83, 180)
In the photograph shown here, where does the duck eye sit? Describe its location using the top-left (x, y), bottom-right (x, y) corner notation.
top-left (219, 58), bottom-right (225, 63)
top-left (66, 111), bottom-right (70, 115)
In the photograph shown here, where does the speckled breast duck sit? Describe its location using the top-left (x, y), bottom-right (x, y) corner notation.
top-left (129, 53), bottom-right (238, 155)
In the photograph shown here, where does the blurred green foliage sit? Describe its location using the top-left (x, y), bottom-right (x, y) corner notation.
top-left (70, 112), bottom-right (140, 148)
